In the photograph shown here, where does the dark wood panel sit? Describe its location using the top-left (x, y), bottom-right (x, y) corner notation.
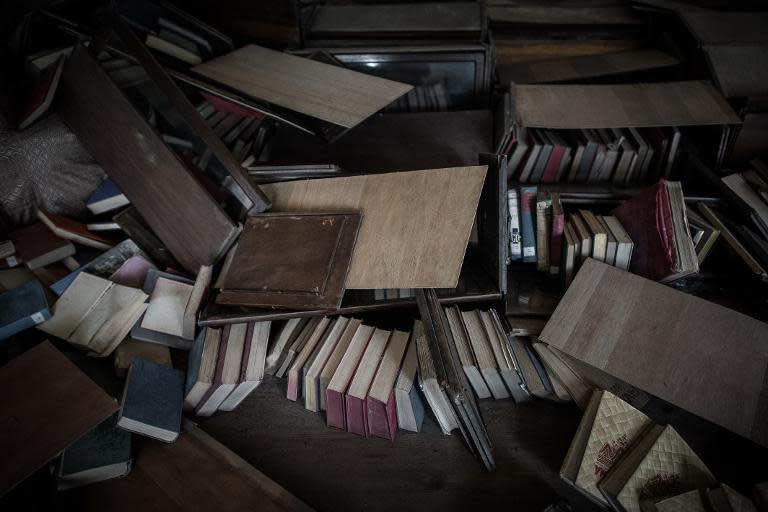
top-left (57, 45), bottom-right (238, 274)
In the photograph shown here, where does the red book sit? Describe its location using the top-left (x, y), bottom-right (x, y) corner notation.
top-left (549, 194), bottom-right (565, 274)
top-left (541, 143), bottom-right (566, 183)
top-left (325, 325), bottom-right (375, 431)
top-left (366, 389), bottom-right (398, 441)
top-left (344, 329), bottom-right (391, 437)
top-left (613, 179), bottom-right (682, 282)
top-left (365, 329), bottom-right (410, 440)
top-left (9, 222), bottom-right (74, 270)
top-left (201, 92), bottom-right (267, 120)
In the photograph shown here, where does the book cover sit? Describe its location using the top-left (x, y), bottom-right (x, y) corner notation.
top-left (345, 329), bottom-right (390, 436)
top-left (520, 187), bottom-right (538, 263)
top-left (508, 189), bottom-right (522, 261)
top-left (86, 177), bottom-right (130, 215)
top-left (0, 280), bottom-right (50, 340)
top-left (326, 324), bottom-right (374, 430)
top-left (9, 222), bottom-right (75, 270)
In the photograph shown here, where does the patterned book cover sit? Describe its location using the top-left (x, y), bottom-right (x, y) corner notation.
top-left (652, 489), bottom-right (707, 512)
top-left (616, 426), bottom-right (716, 512)
top-left (575, 391), bottom-right (652, 502)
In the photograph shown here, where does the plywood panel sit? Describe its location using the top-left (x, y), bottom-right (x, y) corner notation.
top-left (539, 259), bottom-right (768, 447)
top-left (192, 45), bottom-right (412, 129)
top-left (262, 167), bottom-right (487, 289)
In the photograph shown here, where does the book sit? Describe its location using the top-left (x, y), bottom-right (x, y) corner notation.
top-left (520, 186), bottom-right (538, 263)
top-left (507, 335), bottom-right (547, 398)
top-left (86, 178), bottom-right (130, 215)
top-left (113, 338), bottom-right (172, 379)
top-left (599, 216), bottom-right (618, 267)
top-left (367, 329), bottom-right (410, 440)
top-left (109, 255), bottom-right (156, 289)
top-left (570, 212), bottom-right (593, 263)
top-left (183, 328), bottom-right (221, 411)
top-left (598, 425), bottom-right (716, 512)
top-left (536, 192), bottom-right (553, 271)
top-left (9, 222), bottom-right (75, 270)
top-left (118, 357), bottom-right (184, 443)
top-left (549, 194), bottom-right (565, 274)
top-left (39, 272), bottom-right (148, 357)
top-left (562, 222), bottom-right (578, 287)
top-left (346, 328), bottom-right (391, 436)
top-left (532, 342), bottom-right (591, 408)
top-left (722, 172), bottom-right (768, 239)
top-left (50, 239), bottom-right (145, 296)
top-left (145, 33), bottom-right (202, 65)
top-left (603, 216), bottom-right (634, 271)
top-left (264, 318), bottom-right (308, 375)
top-left (460, 309), bottom-right (508, 400)
top-left (18, 55), bottom-right (65, 130)
top-left (36, 210), bottom-right (117, 251)
top-left (445, 306), bottom-right (491, 399)
top-left (541, 131), bottom-right (567, 183)
top-left (0, 280), bottom-right (50, 340)
top-left (275, 317), bottom-right (321, 378)
top-left (219, 321), bottom-right (272, 411)
top-left (196, 323), bottom-right (248, 416)
top-left (580, 209), bottom-right (608, 262)
top-left (140, 266), bottom-right (211, 341)
top-left (530, 130), bottom-right (554, 182)
top-left (415, 320), bottom-right (459, 435)
top-left (698, 204), bottom-right (767, 281)
top-left (327, 324), bottom-right (375, 430)
top-left (613, 180), bottom-right (699, 282)
top-left (519, 133), bottom-right (544, 182)
top-left (55, 412), bottom-right (132, 490)
top-left (508, 189), bottom-right (522, 261)
top-left (394, 334), bottom-right (425, 433)
top-left (304, 317), bottom-right (348, 413)
top-left (0, 241), bottom-right (14, 259)
top-left (287, 317), bottom-right (331, 401)
top-left (685, 206), bottom-right (720, 265)
top-left (318, 318), bottom-right (361, 412)
top-left (479, 310), bottom-right (522, 400)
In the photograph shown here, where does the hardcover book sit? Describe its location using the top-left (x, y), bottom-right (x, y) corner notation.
top-left (394, 335), bottom-right (425, 433)
top-left (366, 329), bottom-right (411, 440)
top-left (0, 280), bottom-right (50, 340)
top-left (346, 328), bottom-right (391, 436)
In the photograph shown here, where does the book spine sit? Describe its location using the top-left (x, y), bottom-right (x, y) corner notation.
top-left (366, 395), bottom-right (396, 441)
top-left (345, 395), bottom-right (366, 437)
top-left (520, 187), bottom-right (538, 263)
top-left (0, 309), bottom-right (50, 341)
top-left (536, 197), bottom-right (551, 271)
top-left (550, 212), bottom-right (565, 274)
top-left (541, 146), bottom-right (565, 183)
top-left (326, 389), bottom-right (346, 430)
top-left (508, 190), bottom-right (522, 261)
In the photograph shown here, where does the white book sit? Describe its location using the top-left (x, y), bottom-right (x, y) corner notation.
top-left (508, 189), bottom-right (522, 261)
top-left (219, 321), bottom-right (272, 411)
top-left (444, 306), bottom-right (491, 399)
top-left (196, 323), bottom-right (247, 416)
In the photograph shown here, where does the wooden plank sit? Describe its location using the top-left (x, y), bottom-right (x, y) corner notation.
top-left (703, 45), bottom-right (768, 99)
top-left (261, 166), bottom-right (487, 289)
top-left (0, 341), bottom-right (118, 496)
top-left (539, 259), bottom-right (768, 447)
top-left (57, 46), bottom-right (238, 274)
top-left (496, 39), bottom-right (643, 66)
top-left (192, 45), bottom-right (413, 129)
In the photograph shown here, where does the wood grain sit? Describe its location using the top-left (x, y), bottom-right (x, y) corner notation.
top-left (192, 45), bottom-right (412, 129)
top-left (57, 46), bottom-right (238, 274)
top-left (0, 341), bottom-right (118, 496)
top-left (539, 259), bottom-right (768, 447)
top-left (262, 166), bottom-right (487, 289)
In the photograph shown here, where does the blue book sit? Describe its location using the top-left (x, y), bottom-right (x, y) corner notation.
top-left (0, 280), bottom-right (50, 340)
top-left (86, 178), bottom-right (129, 215)
top-left (117, 357), bottom-right (184, 443)
top-left (519, 186), bottom-right (538, 263)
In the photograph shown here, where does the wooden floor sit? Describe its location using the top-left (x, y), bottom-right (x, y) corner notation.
top-left (197, 376), bottom-right (590, 512)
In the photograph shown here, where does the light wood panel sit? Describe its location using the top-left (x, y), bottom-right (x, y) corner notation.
top-left (192, 45), bottom-right (412, 129)
top-left (539, 259), bottom-right (768, 447)
top-left (262, 166), bottom-right (487, 289)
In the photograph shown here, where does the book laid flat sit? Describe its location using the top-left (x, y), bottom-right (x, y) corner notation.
top-left (445, 306), bottom-right (491, 399)
top-left (367, 329), bottom-right (411, 440)
top-left (539, 259), bottom-right (768, 448)
top-left (196, 323), bottom-right (248, 416)
top-left (318, 318), bottom-right (362, 412)
top-left (327, 324), bottom-right (375, 430)
top-left (9, 222), bottom-right (75, 270)
top-left (0, 280), bottom-right (50, 340)
top-left (216, 213), bottom-right (361, 309)
top-left (55, 412), bottom-right (132, 490)
top-left (184, 328), bottom-right (221, 411)
top-left (346, 328), bottom-right (391, 436)
top-left (114, 338), bottom-right (172, 378)
top-left (109, 255), bottom-right (156, 289)
top-left (118, 357), bottom-right (185, 443)
top-left (57, 45), bottom-right (240, 274)
top-left (261, 166), bottom-right (488, 289)
top-left (613, 180), bottom-right (699, 282)
top-left (39, 272), bottom-right (148, 357)
top-left (0, 341), bottom-right (118, 496)
top-left (304, 317), bottom-right (349, 413)
top-left (87, 177), bottom-right (130, 215)
top-left (395, 334), bottom-right (425, 433)
top-left (287, 318), bottom-right (331, 401)
top-left (36, 210), bottom-right (118, 251)
top-left (220, 321), bottom-right (272, 411)
top-left (191, 44), bottom-right (412, 131)
top-left (598, 425), bottom-right (716, 512)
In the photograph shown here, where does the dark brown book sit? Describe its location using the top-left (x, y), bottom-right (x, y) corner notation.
top-left (9, 222), bottom-right (75, 270)
top-left (216, 213), bottom-right (361, 310)
top-left (0, 341), bottom-right (118, 496)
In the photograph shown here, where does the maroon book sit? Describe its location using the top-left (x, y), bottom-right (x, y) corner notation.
top-left (613, 179), bottom-right (676, 281)
top-left (541, 144), bottom-right (566, 183)
top-left (549, 194), bottom-right (565, 273)
top-left (201, 92), bottom-right (267, 120)
top-left (366, 389), bottom-right (398, 441)
top-left (325, 388), bottom-right (346, 430)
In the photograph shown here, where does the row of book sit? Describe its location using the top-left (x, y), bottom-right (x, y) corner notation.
top-left (559, 388), bottom-right (761, 512)
top-left (500, 126), bottom-right (681, 185)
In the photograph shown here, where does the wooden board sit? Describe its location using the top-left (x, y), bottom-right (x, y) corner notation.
top-left (703, 45), bottom-right (768, 99)
top-left (217, 213), bottom-right (361, 309)
top-left (57, 46), bottom-right (238, 274)
top-left (261, 166), bottom-right (487, 289)
top-left (539, 259), bottom-right (768, 447)
top-left (0, 341), bottom-right (118, 496)
top-left (191, 45), bottom-right (412, 129)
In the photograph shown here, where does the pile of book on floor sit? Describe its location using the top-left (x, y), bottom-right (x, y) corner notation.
top-left (560, 388), bottom-right (761, 512)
